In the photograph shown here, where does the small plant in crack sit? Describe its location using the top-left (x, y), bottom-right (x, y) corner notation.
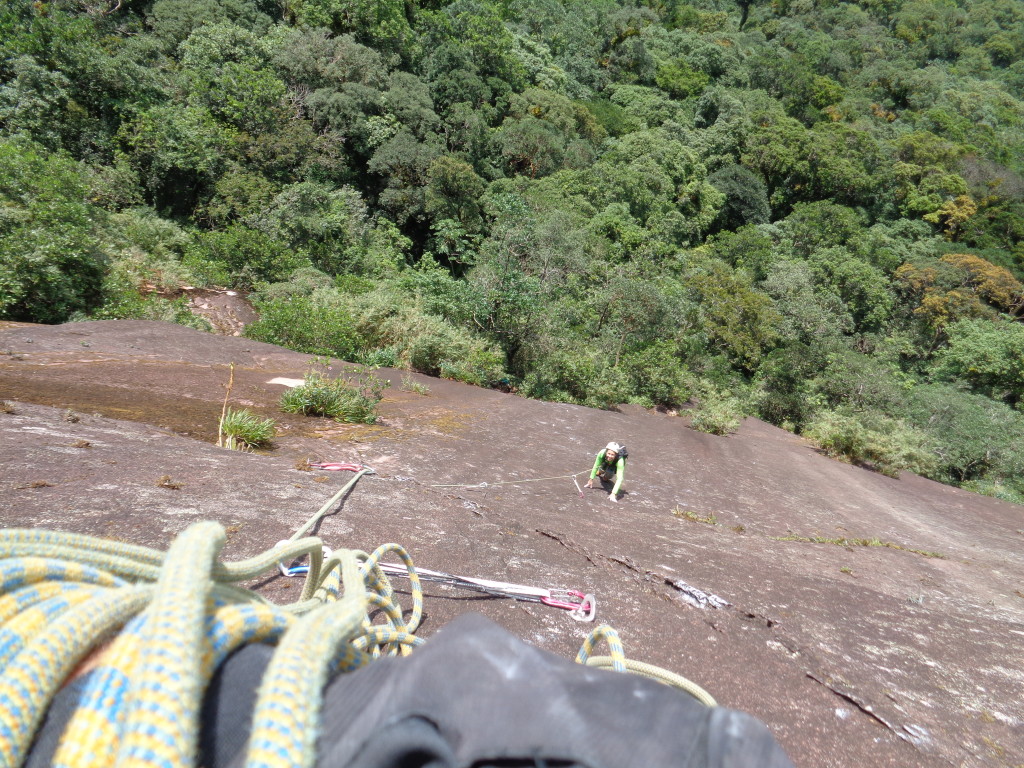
top-left (672, 506), bottom-right (718, 525)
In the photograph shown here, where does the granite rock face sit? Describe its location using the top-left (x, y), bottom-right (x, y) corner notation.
top-left (2, 319), bottom-right (1022, 768)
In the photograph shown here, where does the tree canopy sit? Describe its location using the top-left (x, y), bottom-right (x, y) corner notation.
top-left (3, 0), bottom-right (1024, 502)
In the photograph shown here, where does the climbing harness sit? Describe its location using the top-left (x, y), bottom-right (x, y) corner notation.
top-left (282, 560), bottom-right (597, 622)
top-left (0, 465), bottom-right (716, 768)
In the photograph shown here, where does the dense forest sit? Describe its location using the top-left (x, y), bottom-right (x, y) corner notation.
top-left (2, 0), bottom-right (1024, 501)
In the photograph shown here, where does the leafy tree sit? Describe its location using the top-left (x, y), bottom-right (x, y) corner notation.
top-left (803, 123), bottom-right (885, 208)
top-left (605, 83), bottom-right (687, 129)
top-left (810, 348), bottom-right (906, 415)
top-left (893, 258), bottom-right (990, 333)
top-left (424, 156), bottom-right (487, 235)
top-left (179, 23), bottom-right (287, 135)
top-left (0, 137), bottom-right (106, 323)
top-left (384, 71), bottom-right (441, 141)
top-left (589, 128), bottom-right (723, 240)
top-left (894, 252), bottom-right (1023, 339)
top-left (739, 109), bottom-right (809, 214)
top-left (754, 343), bottom-right (823, 428)
top-left (939, 252), bottom-right (1024, 315)
top-left (760, 259), bottom-right (853, 344)
top-left (708, 165), bottom-right (770, 231)
top-left (0, 56), bottom-right (73, 151)
top-left (185, 225), bottom-right (310, 288)
top-left (931, 316), bottom-right (1024, 404)
top-left (684, 259), bottom-right (781, 371)
top-left (580, 97), bottom-right (640, 137)
top-left (847, 218), bottom-right (940, 274)
top-left (119, 104), bottom-right (233, 216)
top-left (496, 113), bottom-right (572, 178)
top-left (780, 202), bottom-right (865, 258)
top-left (905, 383), bottom-right (1024, 485)
top-left (469, 192), bottom-right (543, 364)
top-left (705, 224), bottom-right (780, 281)
top-left (281, 0), bottom-right (413, 60)
top-left (892, 0), bottom-right (967, 63)
top-left (418, 1), bottom-right (529, 95)
top-left (600, 6), bottom-right (659, 84)
top-left (619, 340), bottom-right (689, 406)
top-left (589, 272), bottom-right (681, 365)
top-left (272, 30), bottom-right (388, 156)
top-left (397, 254), bottom-right (488, 326)
top-left (924, 195), bottom-right (978, 241)
top-left (0, 6), bottom-right (163, 159)
top-left (655, 58), bottom-right (709, 99)
top-left (891, 131), bottom-right (969, 220)
top-left (148, 0), bottom-right (276, 48)
top-left (247, 181), bottom-right (379, 274)
top-left (807, 247), bottom-right (895, 332)
top-left (367, 130), bottom-right (443, 227)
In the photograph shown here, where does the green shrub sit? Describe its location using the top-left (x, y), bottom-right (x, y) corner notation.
top-left (400, 374), bottom-right (431, 395)
top-left (91, 266), bottom-right (211, 331)
top-left (184, 226), bottom-right (311, 289)
top-left (804, 411), bottom-right (865, 460)
top-left (803, 410), bottom-right (938, 478)
top-left (255, 268), bottom-right (335, 300)
top-left (246, 294), bottom-right (360, 360)
top-left (519, 346), bottom-right (630, 409)
top-left (280, 368), bottom-right (386, 424)
top-left (357, 346), bottom-right (401, 368)
top-left (961, 478), bottom-right (1024, 505)
top-left (688, 386), bottom-right (743, 435)
top-left (220, 408), bottom-right (276, 450)
top-left (346, 288), bottom-right (506, 386)
top-left (904, 383), bottom-right (1024, 484)
top-left (0, 137), bottom-right (107, 323)
top-left (109, 208), bottom-right (191, 266)
top-left (619, 341), bottom-right (690, 407)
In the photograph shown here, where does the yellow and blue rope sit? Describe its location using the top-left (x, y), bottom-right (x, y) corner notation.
top-left (0, 497), bottom-right (714, 768)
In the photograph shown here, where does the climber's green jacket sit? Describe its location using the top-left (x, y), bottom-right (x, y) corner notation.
top-left (590, 449), bottom-right (626, 496)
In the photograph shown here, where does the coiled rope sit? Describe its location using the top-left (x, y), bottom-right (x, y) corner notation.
top-left (0, 490), bottom-right (714, 768)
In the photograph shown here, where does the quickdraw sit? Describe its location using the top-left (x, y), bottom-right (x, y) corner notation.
top-left (279, 554), bottom-right (596, 622)
top-left (288, 461), bottom-right (597, 621)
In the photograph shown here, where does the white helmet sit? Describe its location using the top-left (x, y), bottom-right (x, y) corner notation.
top-left (605, 442), bottom-right (621, 453)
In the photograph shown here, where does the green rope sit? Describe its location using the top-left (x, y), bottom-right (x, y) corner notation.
top-left (289, 467), bottom-right (375, 541)
top-left (0, 475), bottom-right (715, 768)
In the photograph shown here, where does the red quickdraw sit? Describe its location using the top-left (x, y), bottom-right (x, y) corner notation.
top-left (541, 589), bottom-right (597, 622)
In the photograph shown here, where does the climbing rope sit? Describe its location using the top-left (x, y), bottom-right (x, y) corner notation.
top-left (432, 469), bottom-right (591, 494)
top-left (0, 475), bottom-right (715, 768)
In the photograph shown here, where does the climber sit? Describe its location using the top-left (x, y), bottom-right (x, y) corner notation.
top-left (585, 441), bottom-right (628, 502)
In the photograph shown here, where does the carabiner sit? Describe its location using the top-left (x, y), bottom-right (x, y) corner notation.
top-left (275, 541), bottom-right (333, 578)
top-left (569, 594), bottom-right (596, 622)
top-left (547, 588), bottom-right (588, 602)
